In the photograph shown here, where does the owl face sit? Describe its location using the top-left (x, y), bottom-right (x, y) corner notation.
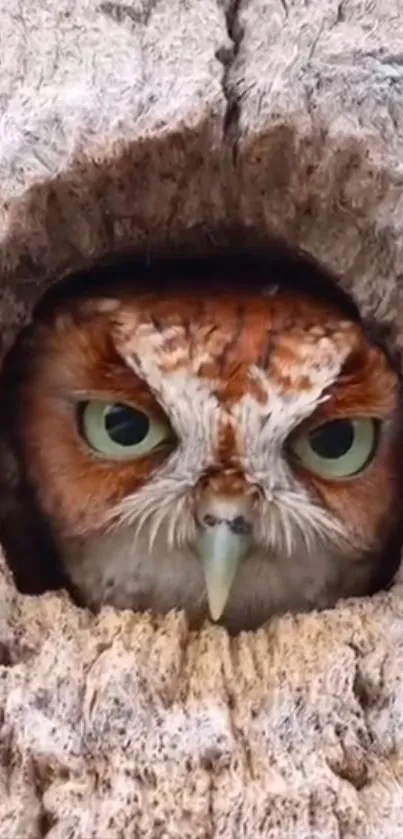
top-left (5, 278), bottom-right (403, 632)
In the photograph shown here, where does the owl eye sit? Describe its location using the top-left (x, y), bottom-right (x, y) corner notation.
top-left (289, 418), bottom-right (379, 479)
top-left (78, 401), bottom-right (173, 459)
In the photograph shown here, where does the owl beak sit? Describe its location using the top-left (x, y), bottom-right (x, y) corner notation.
top-left (194, 523), bottom-right (252, 622)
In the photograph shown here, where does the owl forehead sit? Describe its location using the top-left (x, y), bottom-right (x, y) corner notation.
top-left (113, 292), bottom-right (356, 369)
top-left (112, 293), bottom-right (359, 438)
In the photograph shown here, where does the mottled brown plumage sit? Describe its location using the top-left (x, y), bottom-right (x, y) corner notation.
top-left (1, 250), bottom-right (402, 633)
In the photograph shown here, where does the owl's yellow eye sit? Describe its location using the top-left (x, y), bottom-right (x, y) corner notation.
top-left (289, 418), bottom-right (379, 479)
top-left (78, 401), bottom-right (173, 459)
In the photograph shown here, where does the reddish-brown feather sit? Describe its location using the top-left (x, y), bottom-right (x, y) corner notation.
top-left (12, 286), bottom-right (401, 554)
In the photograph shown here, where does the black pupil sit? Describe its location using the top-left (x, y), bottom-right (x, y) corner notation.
top-left (104, 404), bottom-right (150, 446)
top-left (309, 419), bottom-right (354, 460)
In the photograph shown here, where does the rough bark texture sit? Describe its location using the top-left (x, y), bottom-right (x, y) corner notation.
top-left (1, 0), bottom-right (403, 836)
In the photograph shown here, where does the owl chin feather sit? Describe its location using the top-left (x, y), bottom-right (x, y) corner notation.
top-left (55, 516), bottom-right (374, 634)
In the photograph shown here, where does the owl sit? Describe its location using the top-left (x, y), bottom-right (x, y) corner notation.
top-left (0, 247), bottom-right (402, 634)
